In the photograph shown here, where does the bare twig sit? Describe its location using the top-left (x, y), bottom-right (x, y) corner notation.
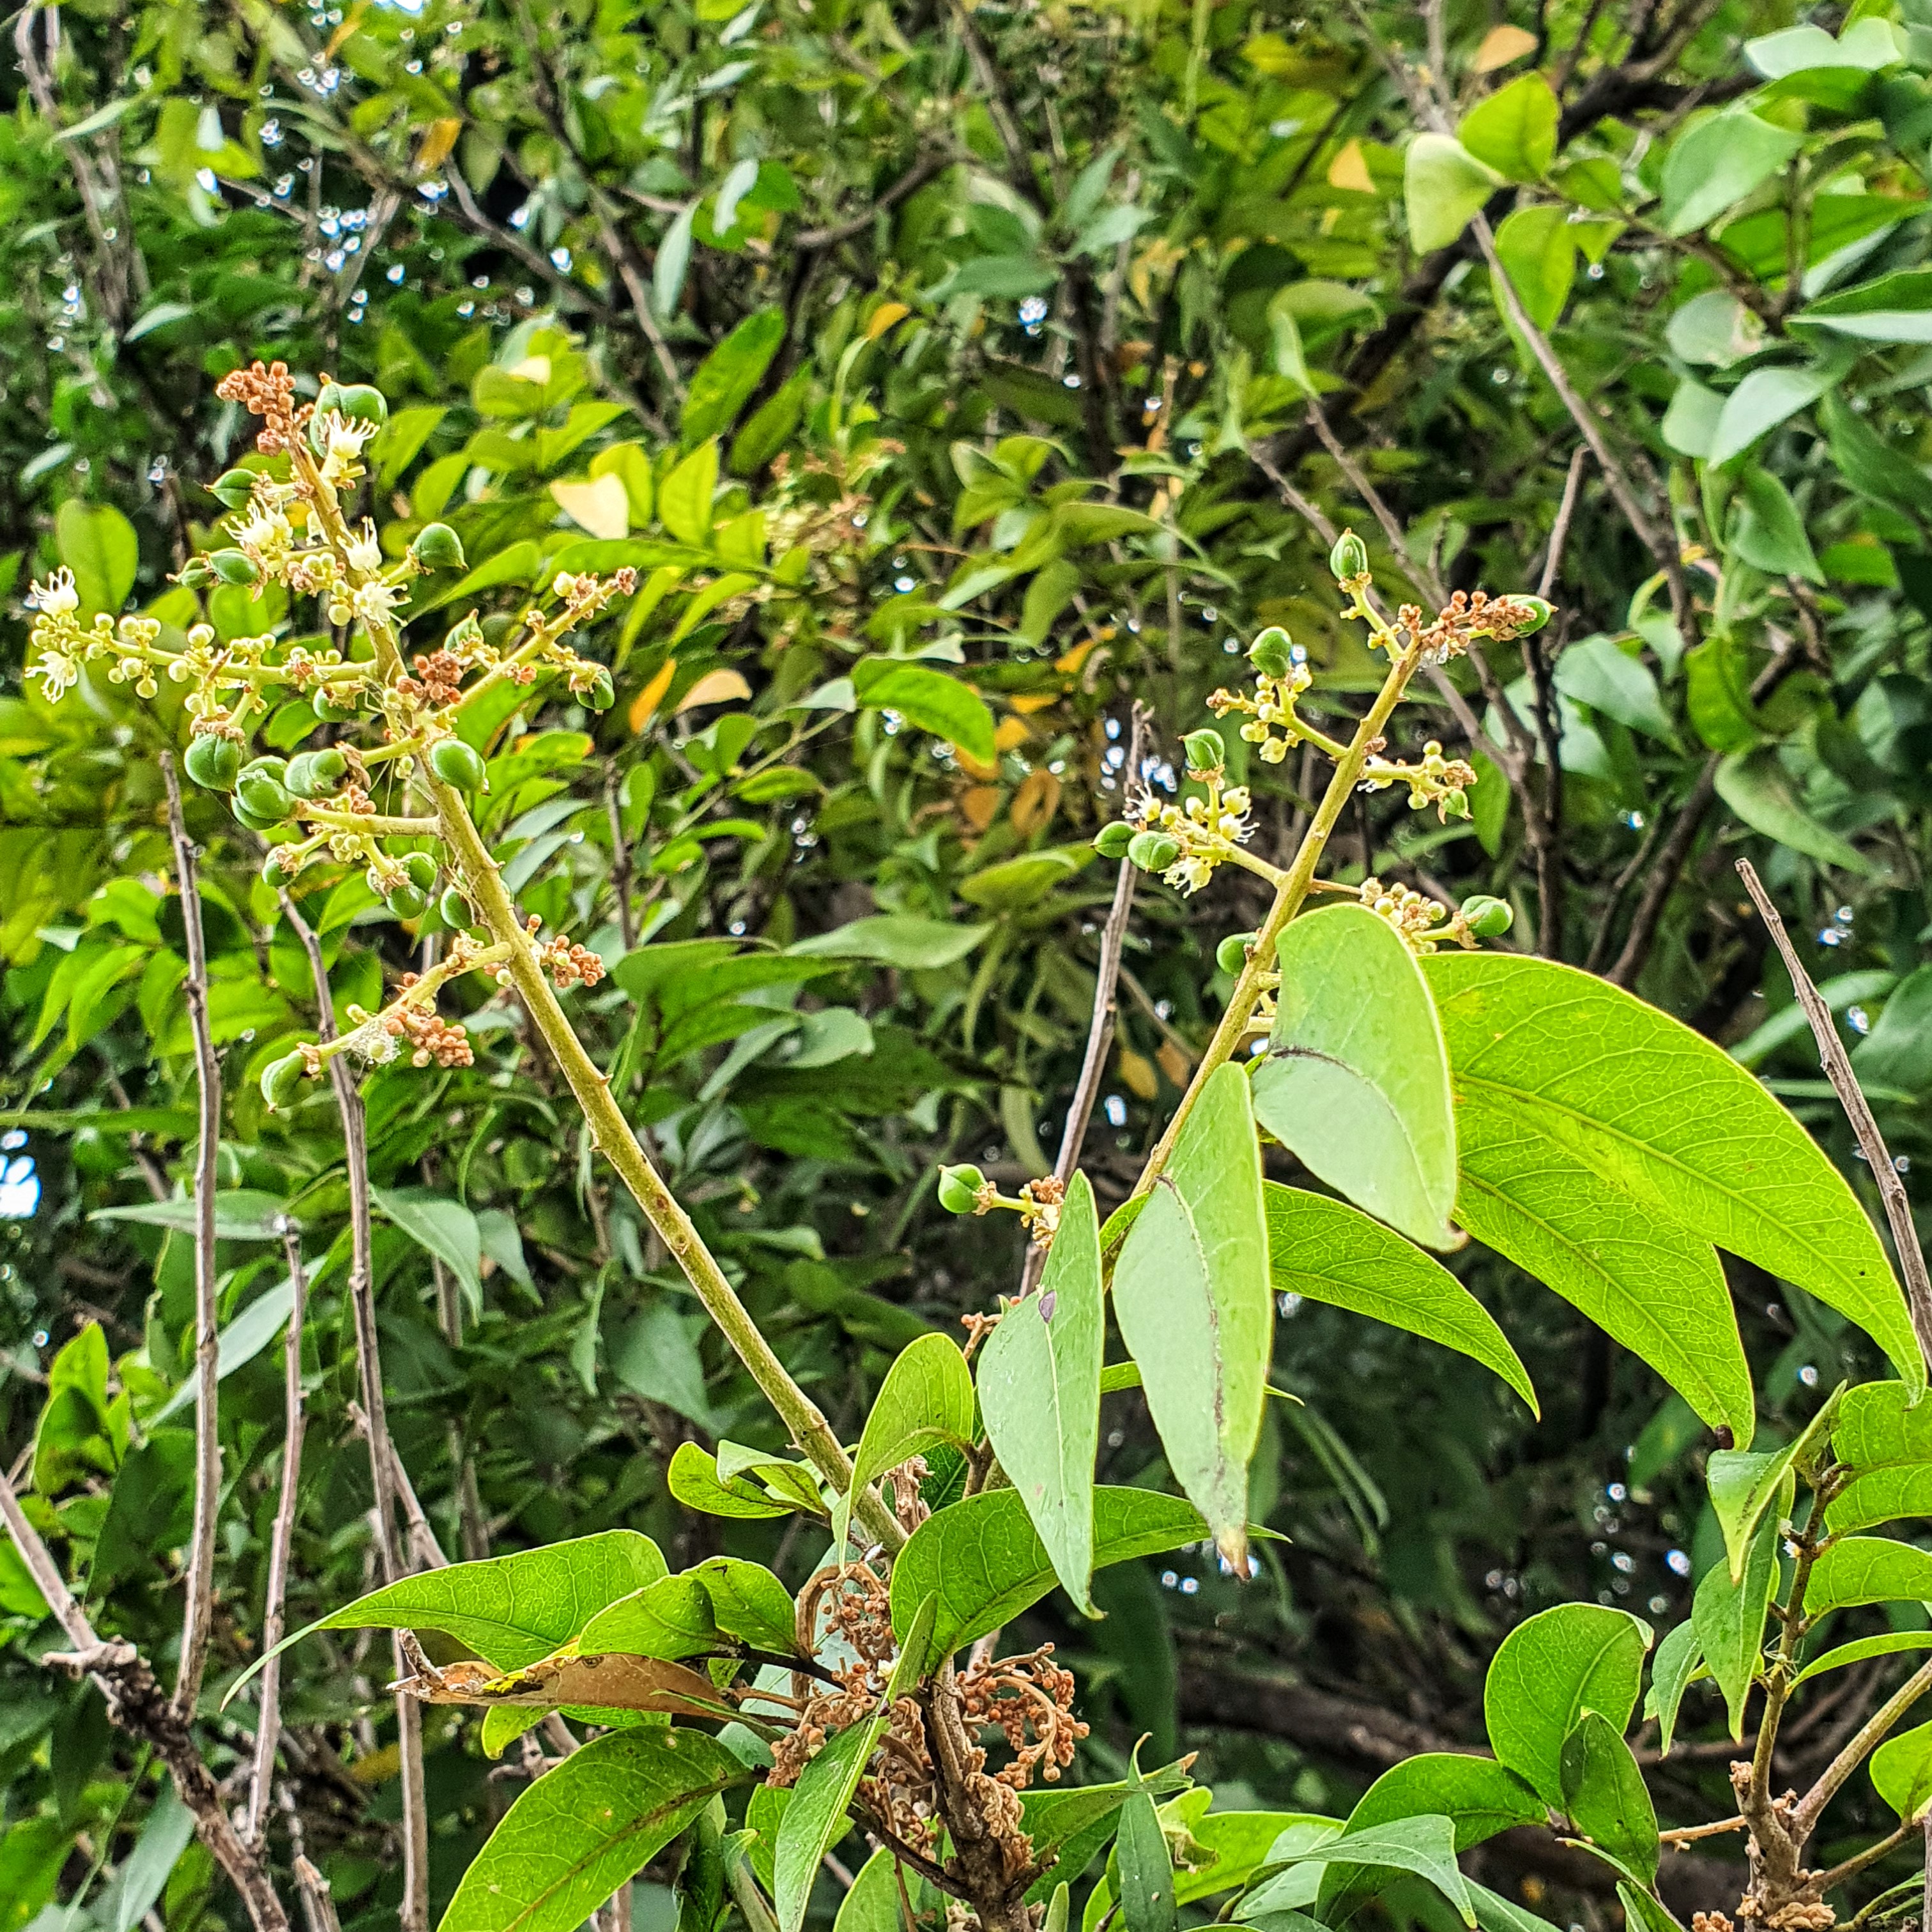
top-left (1735, 861), bottom-right (1932, 1373)
top-left (1795, 1659), bottom-right (1932, 1836)
top-left (248, 1223), bottom-right (311, 1847)
top-left (1538, 447), bottom-right (1591, 601)
top-left (162, 754), bottom-right (223, 1721)
top-left (293, 1857), bottom-right (343, 1932)
top-left (1606, 757), bottom-right (1718, 988)
top-left (606, 764), bottom-right (638, 952)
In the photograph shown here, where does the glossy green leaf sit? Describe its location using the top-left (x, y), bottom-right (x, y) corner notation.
top-left (55, 500), bottom-right (139, 615)
top-left (440, 1727), bottom-right (745, 1932)
top-left (1251, 904), bottom-right (1459, 1249)
top-left (1796, 269), bottom-right (1932, 344)
top-left (1871, 1719), bottom-right (1932, 1820)
top-left (667, 1441), bottom-right (794, 1520)
top-left (788, 914), bottom-right (993, 969)
top-left (692, 1558), bottom-right (798, 1655)
top-left (660, 439), bottom-right (719, 546)
top-left (1117, 1790), bottom-right (1177, 1932)
top-left (1730, 470), bottom-right (1823, 583)
top-left (1660, 111), bottom-right (1803, 234)
top-left (1404, 134), bottom-right (1502, 251)
top-left (1827, 1466), bottom-right (1932, 1535)
top-left (1460, 75), bottom-right (1558, 181)
top-left (1560, 1710), bottom-right (1658, 1883)
top-left (1792, 1630), bottom-right (1932, 1687)
top-left (1643, 1620), bottom-right (1704, 1757)
top-left (1690, 1506), bottom-right (1781, 1738)
top-left (578, 1573), bottom-right (717, 1659)
top-left (1243, 1815), bottom-right (1475, 1927)
top-left (1426, 951), bottom-right (1920, 1410)
top-left (372, 1186), bottom-right (484, 1321)
top-left (1805, 1535), bottom-right (1932, 1614)
top-left (1483, 1604), bottom-right (1650, 1806)
top-left (1115, 1062), bottom-right (1273, 1563)
top-left (1708, 365), bottom-right (1837, 466)
top-left (1708, 1393), bottom-right (1839, 1580)
top-left (775, 1714), bottom-right (887, 1932)
top-left (1343, 1754), bottom-right (1545, 1852)
top-left (838, 1329), bottom-right (976, 1547)
top-left (683, 307), bottom-right (786, 445)
top-left (851, 659), bottom-right (997, 763)
top-left (1715, 748), bottom-right (1872, 875)
top-left (980, 1171), bottom-right (1105, 1612)
top-left (1264, 1184), bottom-right (1535, 1412)
top-left (887, 1485), bottom-right (1207, 1657)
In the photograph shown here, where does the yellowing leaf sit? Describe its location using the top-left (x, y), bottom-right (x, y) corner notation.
top-left (677, 668), bottom-right (753, 714)
top-left (1117, 1048), bottom-right (1158, 1100)
top-left (550, 473), bottom-right (632, 540)
top-left (417, 116), bottom-right (463, 172)
top-left (1010, 769), bottom-right (1061, 836)
top-left (993, 717), bottom-right (1031, 752)
top-left (1472, 25), bottom-right (1538, 72)
top-left (1054, 638), bottom-right (1098, 675)
top-left (629, 659), bottom-right (676, 732)
top-left (960, 785), bottom-right (1000, 831)
top-left (866, 302), bottom-right (911, 340)
top-left (1328, 140), bottom-right (1374, 194)
top-left (1155, 1040), bottom-right (1191, 1088)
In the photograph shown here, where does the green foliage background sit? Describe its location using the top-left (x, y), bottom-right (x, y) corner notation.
top-left (7, 0), bottom-right (1932, 1925)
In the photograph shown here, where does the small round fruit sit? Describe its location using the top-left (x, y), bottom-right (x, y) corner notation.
top-left (1128, 830), bottom-right (1181, 873)
top-left (332, 383), bottom-right (388, 427)
top-left (1181, 728), bottom-right (1225, 775)
top-left (409, 522), bottom-right (465, 570)
top-left (1248, 626), bottom-right (1294, 679)
top-left (313, 686), bottom-right (361, 723)
top-left (1094, 821), bottom-right (1134, 860)
top-left (237, 770), bottom-right (293, 822)
top-left (1328, 528), bottom-right (1369, 581)
top-left (184, 733), bottom-right (242, 791)
top-left (1460, 894), bottom-right (1514, 939)
top-left (403, 852), bottom-right (438, 893)
top-left (430, 738), bottom-right (486, 790)
top-left (1216, 931), bottom-right (1256, 975)
top-left (937, 1163), bottom-right (986, 1214)
top-left (233, 801), bottom-right (279, 832)
top-left (260, 1050), bottom-right (308, 1113)
top-left (387, 883), bottom-right (429, 921)
top-left (176, 556), bottom-right (213, 588)
top-left (210, 468), bottom-right (257, 511)
top-left (210, 548), bottom-right (259, 586)
top-left (261, 850), bottom-right (298, 890)
top-left (585, 668), bottom-right (615, 712)
top-left (439, 885), bottom-right (473, 930)
top-left (285, 747), bottom-right (348, 799)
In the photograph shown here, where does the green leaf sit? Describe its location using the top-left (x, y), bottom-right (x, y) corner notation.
top-left (1660, 112), bottom-right (1804, 235)
top-left (693, 1558), bottom-right (798, 1655)
top-left (1730, 470), bottom-right (1823, 583)
top-left (1643, 1621), bottom-right (1704, 1757)
top-left (775, 1715), bottom-right (887, 1932)
top-left (1715, 747), bottom-right (1872, 875)
top-left (1251, 904), bottom-right (1459, 1250)
top-left (836, 1330), bottom-right (976, 1547)
top-left (980, 1171), bottom-right (1105, 1612)
top-left (1344, 1754), bottom-right (1544, 1851)
top-left (1795, 269), bottom-right (1932, 345)
top-left (440, 1727), bottom-right (746, 1932)
top-left (1492, 206), bottom-right (1575, 330)
top-left (788, 914), bottom-right (993, 969)
top-left (1244, 1816), bottom-right (1475, 1927)
top-left (372, 1187), bottom-right (483, 1321)
top-left (1618, 1883), bottom-right (1685, 1932)
top-left (1552, 636), bottom-right (1676, 745)
top-left (1792, 1631), bottom-right (1932, 1688)
top-left (655, 201), bottom-right (697, 317)
top-left (229, 1531), bottom-right (667, 1704)
top-left (90, 1429), bottom-right (195, 1596)
top-left (1264, 1185), bottom-right (1534, 1411)
top-left (55, 500), bottom-right (139, 615)
top-left (1425, 952), bottom-right (1921, 1411)
top-left (578, 1574), bottom-right (717, 1659)
top-left (1708, 365), bottom-right (1837, 467)
top-left (1404, 133), bottom-right (1503, 251)
top-left (887, 1485), bottom-right (1207, 1658)
top-left (95, 1786), bottom-right (195, 1932)
top-left (1853, 968), bottom-right (1932, 1092)
top-left (851, 659), bottom-right (997, 764)
top-left (1483, 1604), bottom-right (1650, 1806)
top-left (836, 1848), bottom-right (906, 1932)
top-left (1871, 1719), bottom-right (1932, 1821)
top-left (958, 848), bottom-right (1091, 911)
top-left (1117, 1791), bottom-right (1177, 1932)
top-left (1690, 1506), bottom-right (1781, 1738)
top-left (1459, 75), bottom-right (1559, 182)
top-left (661, 440), bottom-right (719, 546)
top-left (1806, 1536), bottom-right (1932, 1615)
top-left (1828, 1464), bottom-right (1932, 1535)
top-left (1708, 1395), bottom-right (1839, 1579)
top-left (667, 1441), bottom-right (794, 1519)
top-left (1114, 1064), bottom-right (1273, 1564)
top-left (1560, 1711), bottom-right (1658, 1883)
top-left (684, 308), bottom-right (786, 445)
top-left (611, 1303), bottom-right (715, 1431)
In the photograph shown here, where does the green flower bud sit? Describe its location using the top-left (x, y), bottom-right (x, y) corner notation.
top-left (403, 852), bottom-right (438, 893)
top-left (332, 383), bottom-right (388, 427)
top-left (183, 733), bottom-right (242, 792)
top-left (439, 885), bottom-right (473, 930)
top-left (210, 468), bottom-right (257, 511)
top-left (585, 668), bottom-right (615, 712)
top-left (937, 1163), bottom-right (986, 1214)
top-left (237, 770), bottom-right (294, 823)
top-left (1329, 528), bottom-right (1369, 581)
top-left (387, 883), bottom-right (429, 921)
top-left (260, 1050), bottom-right (308, 1113)
top-left (313, 686), bottom-right (361, 723)
top-left (1248, 627), bottom-right (1294, 680)
top-left (1216, 931), bottom-right (1255, 975)
top-left (1181, 728), bottom-right (1226, 774)
top-left (1460, 894), bottom-right (1513, 939)
top-left (1128, 830), bottom-right (1181, 873)
top-left (262, 850), bottom-right (298, 891)
top-left (430, 738), bottom-right (486, 790)
top-left (1514, 595), bottom-right (1553, 635)
top-left (1094, 820), bottom-right (1135, 860)
top-left (210, 548), bottom-right (260, 586)
top-left (176, 556), bottom-right (214, 588)
top-left (410, 522), bottom-right (465, 571)
top-left (285, 747), bottom-right (348, 799)
top-left (233, 801), bottom-right (280, 832)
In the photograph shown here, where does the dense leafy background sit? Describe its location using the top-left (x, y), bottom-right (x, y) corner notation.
top-left (6, 0), bottom-right (1932, 1926)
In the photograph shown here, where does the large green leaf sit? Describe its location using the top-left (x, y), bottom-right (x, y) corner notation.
top-left (578, 1574), bottom-right (717, 1659)
top-left (55, 500), bottom-right (139, 615)
top-left (1243, 1816), bottom-right (1475, 1927)
top-left (887, 1485), bottom-right (1206, 1657)
top-left (230, 1531), bottom-right (667, 1701)
top-left (851, 659), bottom-right (997, 763)
top-left (1659, 111), bottom-right (1803, 234)
top-left (775, 1715), bottom-right (887, 1932)
top-left (1871, 1721), bottom-right (1932, 1820)
top-left (1715, 748), bottom-right (1872, 875)
top-left (1251, 904), bottom-right (1459, 1249)
top-left (1691, 1505), bottom-right (1781, 1738)
top-left (683, 307), bottom-right (786, 445)
top-left (1114, 1063), bottom-right (1273, 1565)
top-left (1560, 1711), bottom-right (1658, 1883)
top-left (691, 1558), bottom-right (798, 1655)
top-left (1342, 1754), bottom-right (1545, 1852)
top-left (1483, 1604), bottom-right (1650, 1806)
top-left (1459, 74), bottom-right (1558, 182)
top-left (1264, 1184), bottom-right (1534, 1412)
top-left (838, 1330), bottom-right (975, 1546)
top-left (371, 1186), bottom-right (484, 1321)
top-left (438, 1728), bottom-right (745, 1932)
top-left (1828, 1377), bottom-right (1932, 1468)
top-left (980, 1171), bottom-right (1105, 1612)
top-left (1805, 1536), bottom-right (1932, 1614)
top-left (1404, 134), bottom-right (1501, 250)
top-left (1424, 952), bottom-right (1921, 1408)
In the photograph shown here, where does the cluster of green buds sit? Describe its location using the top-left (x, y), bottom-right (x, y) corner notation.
top-left (935, 1165), bottom-right (1066, 1248)
top-left (1208, 625), bottom-right (1311, 767)
top-left (1356, 878), bottom-right (1513, 953)
top-left (23, 578), bottom-right (167, 701)
top-left (1093, 728), bottom-right (1255, 896)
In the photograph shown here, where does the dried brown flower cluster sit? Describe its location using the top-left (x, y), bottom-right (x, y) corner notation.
top-left (539, 935), bottom-right (606, 990)
top-left (1398, 590), bottom-right (1548, 666)
top-left (215, 359), bottom-right (307, 454)
top-left (387, 974), bottom-right (475, 1068)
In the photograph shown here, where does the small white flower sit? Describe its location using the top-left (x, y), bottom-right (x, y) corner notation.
top-left (31, 567), bottom-right (79, 617)
top-left (26, 645), bottom-right (80, 698)
top-left (342, 1018), bottom-right (399, 1066)
top-left (345, 518), bottom-right (383, 576)
top-left (1166, 855), bottom-right (1215, 895)
top-left (352, 578), bottom-right (403, 624)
